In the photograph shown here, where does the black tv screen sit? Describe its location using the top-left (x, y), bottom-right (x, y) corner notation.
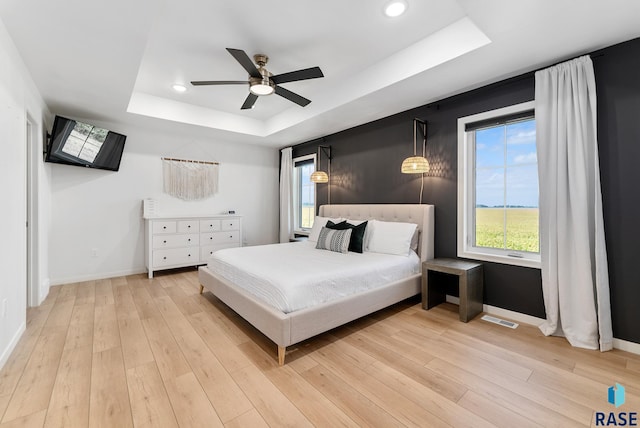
top-left (46, 116), bottom-right (126, 171)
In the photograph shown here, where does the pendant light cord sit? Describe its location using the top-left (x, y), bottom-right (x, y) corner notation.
top-left (328, 150), bottom-right (331, 204)
top-left (418, 120), bottom-right (426, 204)
top-left (413, 119), bottom-right (418, 156)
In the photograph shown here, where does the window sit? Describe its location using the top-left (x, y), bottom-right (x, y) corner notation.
top-left (457, 101), bottom-right (540, 268)
top-left (293, 154), bottom-right (316, 234)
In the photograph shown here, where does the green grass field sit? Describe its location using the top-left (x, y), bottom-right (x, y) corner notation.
top-left (476, 208), bottom-right (539, 253)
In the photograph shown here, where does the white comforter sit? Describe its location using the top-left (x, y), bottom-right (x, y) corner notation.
top-left (207, 241), bottom-right (421, 313)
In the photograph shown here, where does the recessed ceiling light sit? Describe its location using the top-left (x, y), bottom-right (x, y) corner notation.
top-left (172, 84), bottom-right (187, 93)
top-left (384, 0), bottom-right (408, 17)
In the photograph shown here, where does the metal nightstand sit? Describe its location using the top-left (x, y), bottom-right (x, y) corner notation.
top-left (422, 258), bottom-right (484, 322)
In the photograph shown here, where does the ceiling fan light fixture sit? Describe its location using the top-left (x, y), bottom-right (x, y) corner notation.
top-left (384, 0), bottom-right (408, 17)
top-left (249, 73), bottom-right (275, 96)
top-left (249, 82), bottom-right (275, 96)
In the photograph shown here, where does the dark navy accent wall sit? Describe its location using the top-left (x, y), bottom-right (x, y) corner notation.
top-left (292, 37), bottom-right (640, 344)
top-left (593, 38), bottom-right (640, 344)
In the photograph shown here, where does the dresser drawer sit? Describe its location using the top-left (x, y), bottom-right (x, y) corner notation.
top-left (152, 221), bottom-right (176, 234)
top-left (200, 219), bottom-right (222, 232)
top-left (200, 244), bottom-right (230, 263)
top-left (222, 219), bottom-right (239, 231)
top-left (153, 247), bottom-right (199, 267)
top-left (201, 231), bottom-right (239, 245)
top-left (200, 243), bottom-right (239, 261)
top-left (152, 233), bottom-right (199, 249)
top-left (177, 220), bottom-right (199, 233)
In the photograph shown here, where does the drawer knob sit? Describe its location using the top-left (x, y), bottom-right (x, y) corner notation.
top-left (163, 240), bottom-right (167, 244)
top-left (163, 257), bottom-right (167, 260)
top-left (209, 224), bottom-right (213, 227)
top-left (229, 235), bottom-right (233, 238)
top-left (188, 254), bottom-right (191, 257)
top-left (210, 237), bottom-right (213, 240)
top-left (163, 226), bottom-right (167, 229)
top-left (188, 239), bottom-right (191, 242)
top-left (188, 225), bottom-right (191, 228)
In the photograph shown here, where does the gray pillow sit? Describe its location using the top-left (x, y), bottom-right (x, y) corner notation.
top-left (315, 227), bottom-right (352, 254)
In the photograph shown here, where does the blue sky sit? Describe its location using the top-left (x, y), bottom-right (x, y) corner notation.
top-left (300, 163), bottom-right (315, 206)
top-left (475, 119), bottom-right (538, 207)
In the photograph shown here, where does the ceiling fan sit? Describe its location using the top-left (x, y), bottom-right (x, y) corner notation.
top-left (191, 48), bottom-right (324, 110)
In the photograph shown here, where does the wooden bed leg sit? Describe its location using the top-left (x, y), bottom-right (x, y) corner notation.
top-left (278, 346), bottom-right (286, 366)
top-left (199, 284), bottom-right (204, 294)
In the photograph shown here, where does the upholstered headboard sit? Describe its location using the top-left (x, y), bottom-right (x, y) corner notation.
top-left (319, 204), bottom-right (435, 262)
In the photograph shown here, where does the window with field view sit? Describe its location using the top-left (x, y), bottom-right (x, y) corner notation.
top-left (293, 155), bottom-right (316, 233)
top-left (475, 117), bottom-right (539, 252)
top-left (458, 101), bottom-right (541, 268)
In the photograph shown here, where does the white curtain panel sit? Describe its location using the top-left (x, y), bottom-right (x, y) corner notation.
top-left (279, 147), bottom-right (294, 243)
top-left (535, 56), bottom-right (613, 351)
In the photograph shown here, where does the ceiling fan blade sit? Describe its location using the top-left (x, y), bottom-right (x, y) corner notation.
top-left (275, 86), bottom-right (311, 107)
top-left (226, 48), bottom-right (261, 79)
top-left (241, 93), bottom-right (259, 110)
top-left (271, 67), bottom-right (324, 85)
top-left (190, 80), bottom-right (248, 86)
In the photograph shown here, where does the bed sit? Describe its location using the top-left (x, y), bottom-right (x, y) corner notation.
top-left (198, 204), bottom-right (434, 365)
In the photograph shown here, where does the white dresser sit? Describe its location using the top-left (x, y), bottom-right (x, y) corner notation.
top-left (144, 214), bottom-right (242, 278)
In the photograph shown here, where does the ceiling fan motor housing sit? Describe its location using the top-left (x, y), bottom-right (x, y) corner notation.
top-left (253, 54), bottom-right (269, 67)
top-left (249, 55), bottom-right (275, 95)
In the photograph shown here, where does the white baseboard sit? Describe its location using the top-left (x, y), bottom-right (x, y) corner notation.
top-left (50, 267), bottom-right (147, 286)
top-left (613, 338), bottom-right (640, 355)
top-left (445, 294), bottom-right (545, 326)
top-left (445, 295), bottom-right (639, 355)
top-left (482, 304), bottom-right (546, 327)
top-left (0, 322), bottom-right (26, 370)
top-left (37, 278), bottom-right (50, 306)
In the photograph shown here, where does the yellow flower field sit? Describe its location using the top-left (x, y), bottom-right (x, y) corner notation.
top-left (475, 208), bottom-right (539, 253)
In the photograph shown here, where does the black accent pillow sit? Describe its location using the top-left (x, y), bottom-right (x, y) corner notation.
top-left (326, 220), bottom-right (368, 253)
top-left (326, 220), bottom-right (347, 229)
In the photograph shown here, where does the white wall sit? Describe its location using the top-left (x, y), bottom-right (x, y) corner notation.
top-left (49, 121), bottom-right (279, 284)
top-left (0, 18), bottom-right (50, 368)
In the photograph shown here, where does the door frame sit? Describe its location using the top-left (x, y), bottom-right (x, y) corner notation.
top-left (26, 114), bottom-right (38, 307)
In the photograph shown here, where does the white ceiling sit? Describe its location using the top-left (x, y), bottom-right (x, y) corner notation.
top-left (1, 0), bottom-right (640, 147)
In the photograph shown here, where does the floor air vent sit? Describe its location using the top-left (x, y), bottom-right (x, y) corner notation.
top-left (481, 315), bottom-right (519, 329)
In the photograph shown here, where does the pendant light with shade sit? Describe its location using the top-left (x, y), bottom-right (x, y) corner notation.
top-left (401, 119), bottom-right (429, 203)
top-left (310, 145), bottom-right (332, 203)
top-left (401, 118), bottom-right (429, 174)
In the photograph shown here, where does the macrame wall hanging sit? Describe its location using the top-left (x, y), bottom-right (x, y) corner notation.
top-left (162, 157), bottom-right (219, 200)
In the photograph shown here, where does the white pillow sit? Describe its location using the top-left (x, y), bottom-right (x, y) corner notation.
top-left (367, 220), bottom-right (418, 256)
top-left (410, 228), bottom-right (420, 252)
top-left (308, 216), bottom-right (344, 242)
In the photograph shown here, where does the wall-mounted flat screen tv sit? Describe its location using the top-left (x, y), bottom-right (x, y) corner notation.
top-left (45, 116), bottom-right (126, 171)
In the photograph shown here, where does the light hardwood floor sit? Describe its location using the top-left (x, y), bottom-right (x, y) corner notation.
top-left (1, 269), bottom-right (639, 427)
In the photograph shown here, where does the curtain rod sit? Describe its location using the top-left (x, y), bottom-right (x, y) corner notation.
top-left (161, 157), bottom-right (219, 165)
top-left (427, 52), bottom-right (605, 110)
